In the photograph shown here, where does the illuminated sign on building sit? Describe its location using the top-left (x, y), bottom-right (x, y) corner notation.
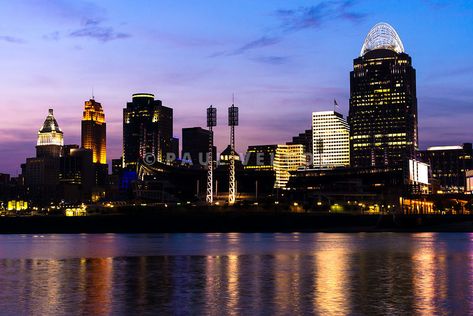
top-left (409, 159), bottom-right (429, 185)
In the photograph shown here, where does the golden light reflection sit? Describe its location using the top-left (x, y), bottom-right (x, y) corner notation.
top-left (226, 254), bottom-right (239, 316)
top-left (205, 256), bottom-right (220, 316)
top-left (40, 259), bottom-right (62, 314)
top-left (89, 258), bottom-right (113, 315)
top-left (313, 244), bottom-right (350, 314)
top-left (412, 233), bottom-right (447, 315)
top-left (273, 254), bottom-right (304, 315)
top-left (274, 254), bottom-right (293, 314)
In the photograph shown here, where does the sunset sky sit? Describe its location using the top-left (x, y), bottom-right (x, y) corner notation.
top-left (0, 0), bottom-right (472, 174)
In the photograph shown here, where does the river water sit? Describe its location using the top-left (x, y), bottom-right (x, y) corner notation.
top-left (0, 233), bottom-right (471, 315)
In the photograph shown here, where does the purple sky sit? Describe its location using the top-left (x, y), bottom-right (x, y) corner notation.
top-left (0, 0), bottom-right (472, 175)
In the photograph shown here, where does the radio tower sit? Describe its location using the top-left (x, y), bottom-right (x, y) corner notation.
top-left (228, 99), bottom-right (239, 205)
top-left (206, 105), bottom-right (217, 204)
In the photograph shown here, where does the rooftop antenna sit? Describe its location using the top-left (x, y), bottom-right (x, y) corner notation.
top-left (92, 87), bottom-right (95, 100)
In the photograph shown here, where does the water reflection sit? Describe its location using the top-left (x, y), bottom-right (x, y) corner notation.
top-left (0, 233), bottom-right (472, 314)
top-left (313, 244), bottom-right (350, 314)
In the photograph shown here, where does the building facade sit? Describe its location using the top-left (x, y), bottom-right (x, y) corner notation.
top-left (287, 129), bottom-right (312, 155)
top-left (182, 127), bottom-right (215, 167)
top-left (245, 145), bottom-right (278, 171)
top-left (81, 98), bottom-right (106, 164)
top-left (81, 98), bottom-right (107, 185)
top-left (36, 109), bottom-right (63, 158)
top-left (123, 93), bottom-right (174, 169)
top-left (273, 144), bottom-right (305, 189)
top-left (59, 145), bottom-right (95, 202)
top-left (23, 109), bottom-right (63, 203)
top-left (419, 144), bottom-right (473, 193)
top-left (312, 111), bottom-right (350, 168)
top-left (349, 23), bottom-right (418, 168)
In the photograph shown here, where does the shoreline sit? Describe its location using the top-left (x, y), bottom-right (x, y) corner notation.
top-left (0, 211), bottom-right (472, 234)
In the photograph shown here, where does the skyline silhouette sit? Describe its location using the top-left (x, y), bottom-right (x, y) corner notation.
top-left (0, 0), bottom-right (472, 174)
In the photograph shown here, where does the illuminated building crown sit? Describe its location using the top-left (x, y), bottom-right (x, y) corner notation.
top-left (83, 98), bottom-right (105, 123)
top-left (360, 22), bottom-right (405, 56)
top-left (37, 109), bottom-right (64, 146)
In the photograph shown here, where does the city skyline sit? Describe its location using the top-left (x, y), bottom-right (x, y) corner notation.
top-left (1, 0), bottom-right (472, 174)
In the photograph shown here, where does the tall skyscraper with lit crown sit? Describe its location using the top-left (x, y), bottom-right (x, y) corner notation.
top-left (123, 93), bottom-right (173, 169)
top-left (81, 98), bottom-right (106, 165)
top-left (36, 108), bottom-right (64, 158)
top-left (349, 22), bottom-right (418, 168)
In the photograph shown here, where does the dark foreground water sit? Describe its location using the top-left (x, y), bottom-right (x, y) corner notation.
top-left (0, 233), bottom-right (472, 315)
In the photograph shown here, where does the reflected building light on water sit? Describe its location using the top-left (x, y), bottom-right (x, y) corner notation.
top-left (313, 247), bottom-right (350, 315)
top-left (226, 254), bottom-right (239, 315)
top-left (470, 236), bottom-right (473, 312)
top-left (412, 233), bottom-right (442, 315)
top-left (276, 254), bottom-right (306, 315)
top-left (94, 258), bottom-right (114, 315)
top-left (78, 257), bottom-right (114, 315)
top-left (205, 256), bottom-right (220, 316)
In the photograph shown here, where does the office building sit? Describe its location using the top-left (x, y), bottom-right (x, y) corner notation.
top-left (81, 98), bottom-right (108, 185)
top-left (287, 129), bottom-right (312, 155)
top-left (59, 145), bottom-right (95, 202)
top-left (245, 145), bottom-right (277, 171)
top-left (36, 109), bottom-right (63, 158)
top-left (123, 93), bottom-right (174, 169)
top-left (81, 98), bottom-right (106, 164)
top-left (312, 111), bottom-right (350, 168)
top-left (288, 166), bottom-right (432, 214)
top-left (349, 23), bottom-right (418, 168)
top-left (182, 127), bottom-right (215, 167)
top-left (112, 158), bottom-right (123, 176)
top-left (23, 109), bottom-right (63, 203)
top-left (419, 144), bottom-right (473, 193)
top-left (171, 137), bottom-right (179, 161)
top-left (274, 144), bottom-right (305, 189)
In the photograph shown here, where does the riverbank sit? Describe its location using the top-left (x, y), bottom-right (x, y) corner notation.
top-left (0, 210), bottom-right (473, 233)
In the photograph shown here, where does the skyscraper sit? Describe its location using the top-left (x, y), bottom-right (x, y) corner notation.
top-left (182, 127), bottom-right (215, 167)
top-left (81, 98), bottom-right (106, 164)
top-left (24, 109), bottom-right (63, 203)
top-left (349, 23), bottom-right (418, 168)
top-left (59, 145), bottom-right (95, 202)
top-left (419, 144), bottom-right (473, 193)
top-left (273, 144), bottom-right (305, 189)
top-left (312, 111), bottom-right (350, 168)
top-left (36, 109), bottom-right (63, 158)
top-left (287, 129), bottom-right (312, 155)
top-left (245, 145), bottom-right (277, 171)
top-left (123, 93), bottom-right (173, 169)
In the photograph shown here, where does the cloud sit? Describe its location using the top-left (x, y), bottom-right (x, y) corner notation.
top-left (69, 26), bottom-right (130, 42)
top-left (0, 35), bottom-right (25, 44)
top-left (233, 36), bottom-right (282, 55)
top-left (82, 17), bottom-right (104, 26)
top-left (69, 17), bottom-right (130, 42)
top-left (276, 0), bottom-right (365, 32)
top-left (251, 56), bottom-right (289, 65)
top-left (43, 31), bottom-right (61, 41)
top-left (212, 0), bottom-right (364, 57)
top-left (35, 2), bottom-right (130, 43)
